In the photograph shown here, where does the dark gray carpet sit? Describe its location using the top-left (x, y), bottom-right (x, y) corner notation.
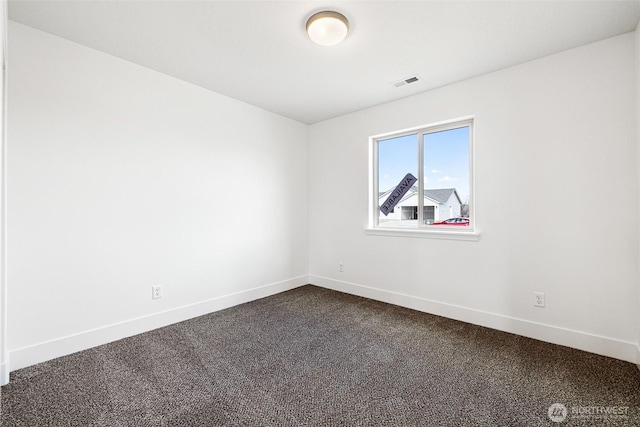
top-left (1, 285), bottom-right (639, 426)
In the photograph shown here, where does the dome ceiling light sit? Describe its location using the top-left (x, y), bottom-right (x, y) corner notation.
top-left (306, 11), bottom-right (349, 46)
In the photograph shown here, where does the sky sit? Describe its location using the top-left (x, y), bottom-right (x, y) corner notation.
top-left (378, 126), bottom-right (470, 203)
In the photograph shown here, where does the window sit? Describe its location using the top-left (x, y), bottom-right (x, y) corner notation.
top-left (369, 118), bottom-right (476, 239)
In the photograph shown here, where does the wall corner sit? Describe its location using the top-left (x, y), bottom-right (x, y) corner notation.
top-left (636, 20), bottom-right (640, 374)
top-left (0, 0), bottom-right (7, 387)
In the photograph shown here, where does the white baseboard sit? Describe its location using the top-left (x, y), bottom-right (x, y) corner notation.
top-left (310, 275), bottom-right (638, 364)
top-left (1, 355), bottom-right (8, 386)
top-left (5, 275), bottom-right (637, 382)
top-left (8, 276), bottom-right (308, 375)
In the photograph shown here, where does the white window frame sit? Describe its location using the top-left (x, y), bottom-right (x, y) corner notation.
top-left (367, 117), bottom-right (479, 241)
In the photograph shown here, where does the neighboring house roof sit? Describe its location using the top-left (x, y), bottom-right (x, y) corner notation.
top-left (379, 186), bottom-right (462, 205)
top-left (424, 188), bottom-right (462, 205)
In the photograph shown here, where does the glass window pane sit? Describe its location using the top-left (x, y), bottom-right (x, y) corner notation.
top-left (423, 126), bottom-right (470, 226)
top-left (378, 133), bottom-right (418, 228)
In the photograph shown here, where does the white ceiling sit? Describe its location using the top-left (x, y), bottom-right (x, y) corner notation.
top-left (8, 1), bottom-right (640, 124)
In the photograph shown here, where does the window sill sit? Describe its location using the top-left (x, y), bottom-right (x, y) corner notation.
top-left (365, 227), bottom-right (480, 241)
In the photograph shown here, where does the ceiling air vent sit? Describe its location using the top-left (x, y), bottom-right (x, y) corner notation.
top-left (392, 75), bottom-right (422, 88)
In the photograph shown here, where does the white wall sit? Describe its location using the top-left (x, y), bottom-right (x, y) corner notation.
top-left (636, 22), bottom-right (640, 367)
top-left (6, 21), bottom-right (309, 370)
top-left (5, 20), bottom-right (639, 377)
top-left (309, 32), bottom-right (639, 362)
top-left (0, 0), bottom-right (7, 386)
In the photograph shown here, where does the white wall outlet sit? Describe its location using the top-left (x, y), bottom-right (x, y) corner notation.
top-left (533, 292), bottom-right (545, 308)
top-left (338, 262), bottom-right (344, 272)
top-left (152, 285), bottom-right (163, 300)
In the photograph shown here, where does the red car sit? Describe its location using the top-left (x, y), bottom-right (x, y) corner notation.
top-left (432, 217), bottom-right (470, 226)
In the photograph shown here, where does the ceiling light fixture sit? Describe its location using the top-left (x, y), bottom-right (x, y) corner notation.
top-left (306, 11), bottom-right (349, 46)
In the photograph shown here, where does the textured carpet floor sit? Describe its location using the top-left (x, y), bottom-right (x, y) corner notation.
top-left (1, 285), bottom-right (639, 426)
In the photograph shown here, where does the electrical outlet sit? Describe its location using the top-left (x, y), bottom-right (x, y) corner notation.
top-left (338, 262), bottom-right (344, 272)
top-left (152, 285), bottom-right (163, 300)
top-left (533, 292), bottom-right (545, 308)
